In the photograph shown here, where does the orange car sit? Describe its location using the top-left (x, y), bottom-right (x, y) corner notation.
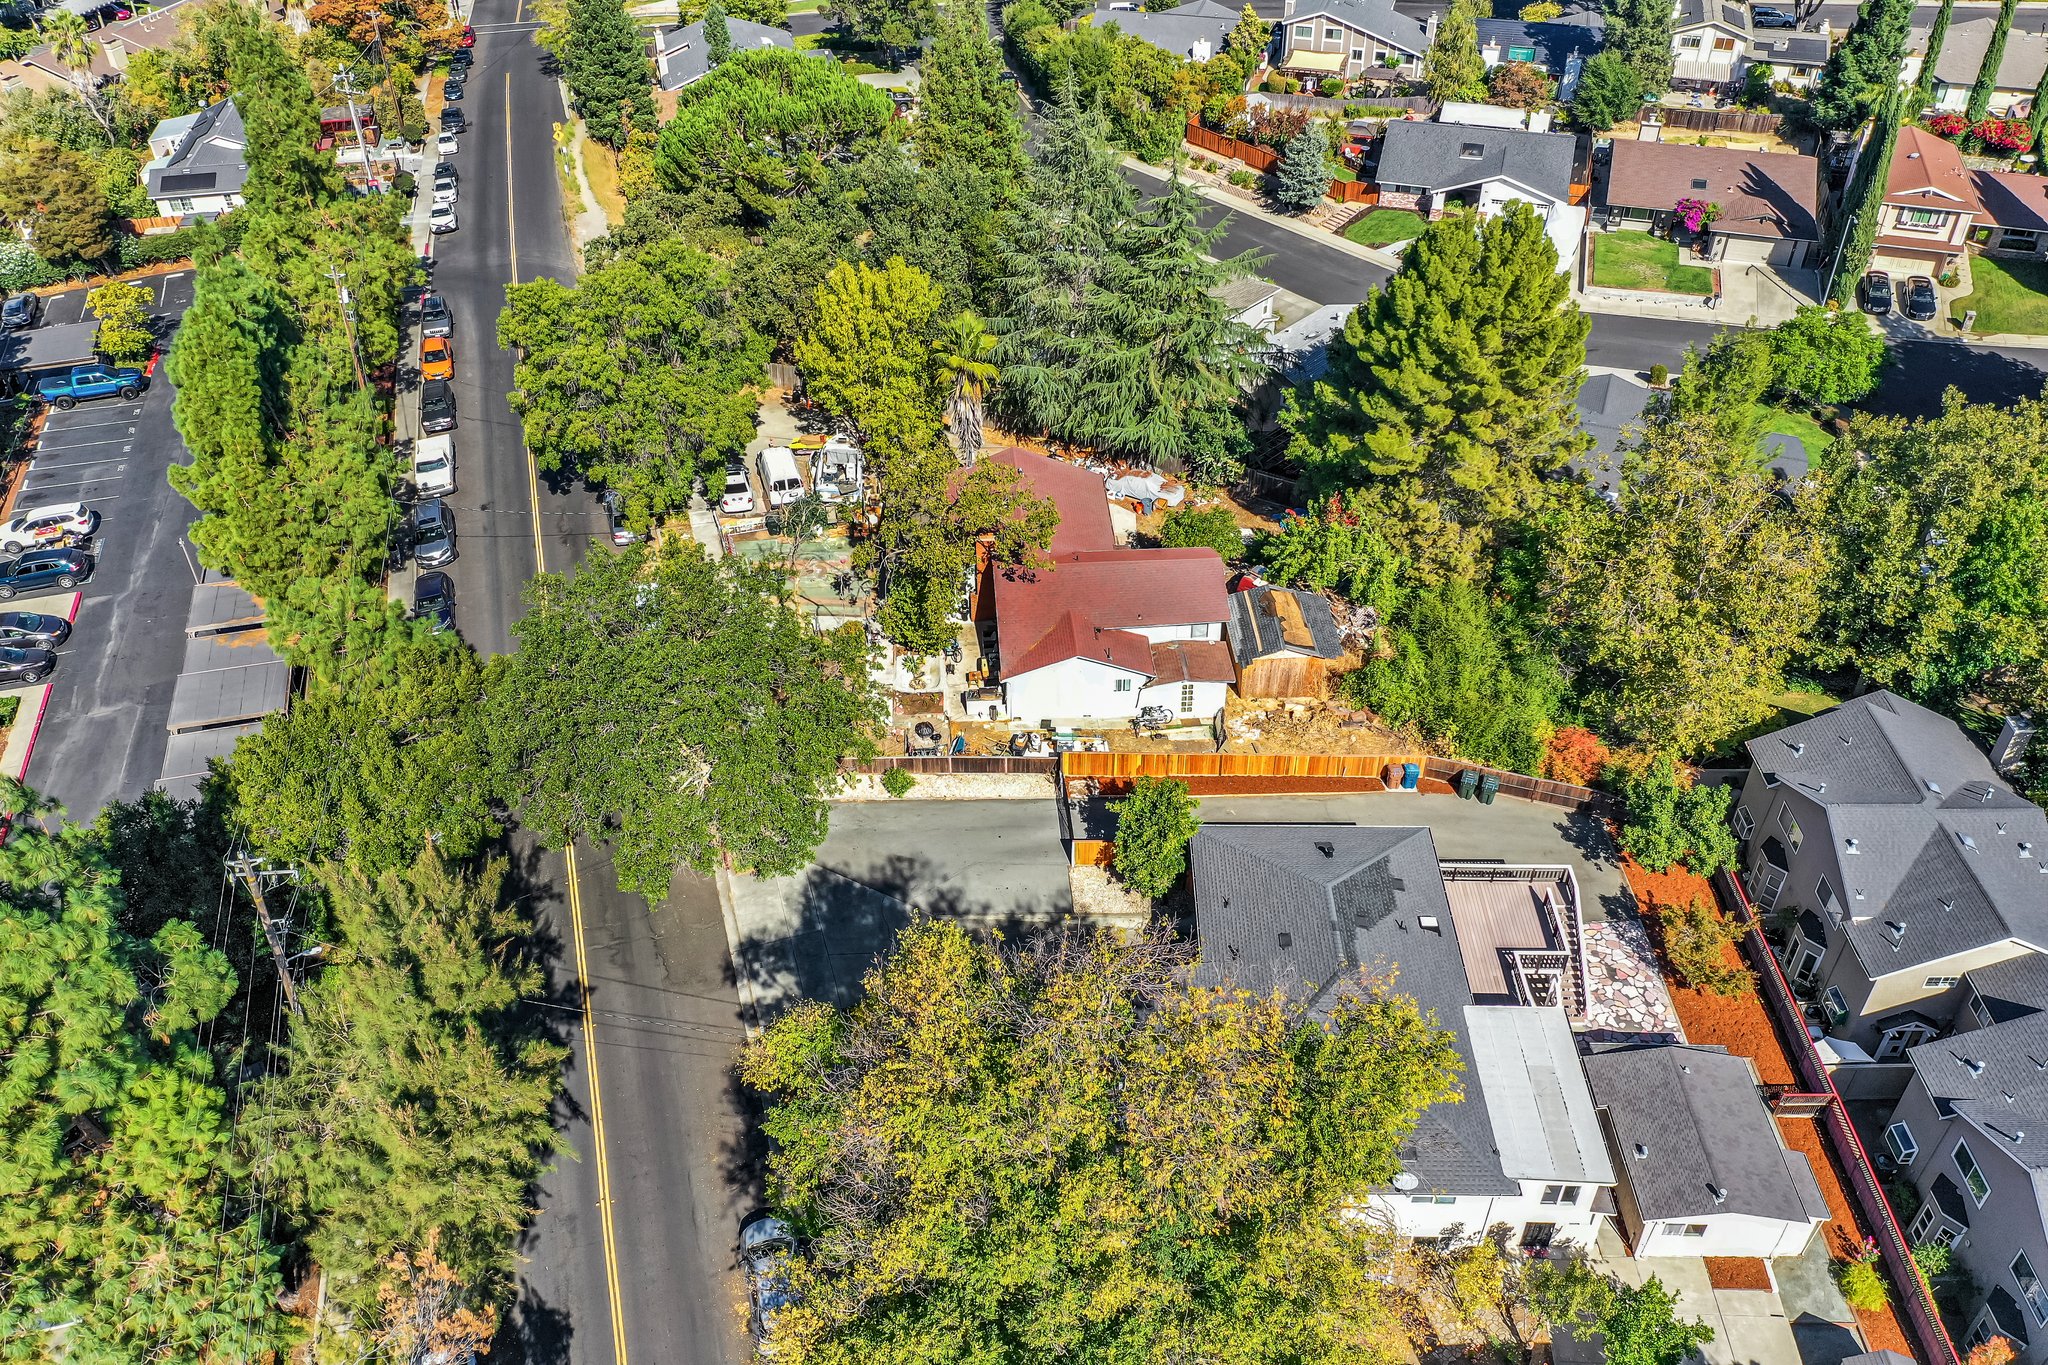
top-left (420, 335), bottom-right (453, 383)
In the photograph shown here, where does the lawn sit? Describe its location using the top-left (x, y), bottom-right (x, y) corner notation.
top-left (1750, 403), bottom-right (1831, 459)
top-left (1704, 683), bottom-right (1844, 761)
top-left (1341, 208), bottom-right (1424, 247)
top-left (1590, 231), bottom-right (1715, 295)
top-left (1950, 252), bottom-right (2048, 335)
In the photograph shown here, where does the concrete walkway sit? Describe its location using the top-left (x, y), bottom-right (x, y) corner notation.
top-left (1562, 1224), bottom-right (1814, 1365)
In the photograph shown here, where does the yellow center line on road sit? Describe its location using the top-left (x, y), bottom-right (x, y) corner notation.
top-left (506, 65), bottom-right (630, 1365)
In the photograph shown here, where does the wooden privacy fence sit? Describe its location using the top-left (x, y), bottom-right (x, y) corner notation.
top-left (1057, 751), bottom-right (1612, 813)
top-left (1330, 179), bottom-right (1377, 204)
top-left (1418, 757), bottom-right (1619, 815)
top-left (1718, 870), bottom-right (1959, 1365)
top-left (1639, 104), bottom-right (1784, 135)
top-left (1187, 122), bottom-right (1281, 172)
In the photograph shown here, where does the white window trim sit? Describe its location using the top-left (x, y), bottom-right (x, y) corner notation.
top-left (1956, 1140), bottom-right (1991, 1206)
top-left (1733, 806), bottom-right (1755, 839)
top-left (1823, 985), bottom-right (1848, 1025)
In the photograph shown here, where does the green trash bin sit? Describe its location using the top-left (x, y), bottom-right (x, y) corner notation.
top-left (1457, 769), bottom-right (1479, 800)
top-left (1478, 773), bottom-right (1500, 805)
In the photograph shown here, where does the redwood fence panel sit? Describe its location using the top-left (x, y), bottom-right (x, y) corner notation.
top-left (1186, 123), bottom-right (1281, 172)
top-left (1717, 871), bottom-right (1958, 1365)
top-left (1638, 104), bottom-right (1784, 135)
top-left (1418, 757), bottom-right (1619, 815)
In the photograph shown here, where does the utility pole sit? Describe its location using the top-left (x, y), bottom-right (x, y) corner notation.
top-left (326, 264), bottom-right (370, 395)
top-left (335, 65), bottom-right (382, 190)
top-left (227, 853), bottom-right (305, 1021)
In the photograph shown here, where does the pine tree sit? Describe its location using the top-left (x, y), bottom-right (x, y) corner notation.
top-left (1968, 0), bottom-right (2017, 119)
top-left (1828, 90), bottom-right (1902, 303)
top-left (565, 0), bottom-right (657, 148)
top-left (914, 0), bottom-right (1027, 190)
top-left (704, 0), bottom-right (732, 65)
top-left (1285, 201), bottom-right (1589, 583)
top-left (1275, 120), bottom-right (1332, 212)
top-left (1603, 0), bottom-right (1674, 99)
top-left (1809, 0), bottom-right (1912, 129)
top-left (1424, 0), bottom-right (1487, 103)
top-left (221, 5), bottom-right (346, 214)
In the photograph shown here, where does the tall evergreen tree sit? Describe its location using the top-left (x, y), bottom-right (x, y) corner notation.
top-left (222, 4), bottom-right (346, 214)
top-left (1275, 120), bottom-right (1332, 212)
top-left (915, 0), bottom-right (1027, 189)
top-left (1967, 0), bottom-right (2018, 119)
top-left (564, 0), bottom-right (656, 149)
top-left (1285, 201), bottom-right (1589, 584)
top-left (1603, 0), bottom-right (1674, 98)
top-left (704, 0), bottom-right (732, 64)
top-left (1913, 0), bottom-right (1954, 107)
top-left (1808, 0), bottom-right (1912, 129)
top-left (1424, 0), bottom-right (1488, 103)
top-left (1828, 89), bottom-right (1902, 303)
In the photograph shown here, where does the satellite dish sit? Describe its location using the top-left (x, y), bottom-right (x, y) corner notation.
top-left (1391, 1171), bottom-right (1420, 1192)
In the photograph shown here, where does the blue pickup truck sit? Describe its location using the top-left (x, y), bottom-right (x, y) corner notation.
top-left (35, 364), bottom-right (147, 409)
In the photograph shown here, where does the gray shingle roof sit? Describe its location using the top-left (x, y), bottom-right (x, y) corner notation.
top-left (1474, 16), bottom-right (1604, 76)
top-left (1583, 1043), bottom-right (1832, 1223)
top-left (1908, 1011), bottom-right (2048, 1172)
top-left (1092, 0), bottom-right (1240, 58)
top-left (1966, 953), bottom-right (2048, 1026)
top-left (144, 98), bottom-right (247, 202)
top-left (1226, 585), bottom-right (1343, 667)
top-left (1749, 30), bottom-right (1830, 67)
top-left (1573, 370), bottom-right (1651, 458)
top-left (1374, 120), bottom-right (1577, 201)
top-left (654, 18), bottom-right (794, 90)
top-left (1191, 823), bottom-right (1519, 1195)
top-left (1287, 0), bottom-right (1429, 54)
top-left (1748, 693), bottom-right (2048, 971)
top-left (1929, 16), bottom-right (2048, 92)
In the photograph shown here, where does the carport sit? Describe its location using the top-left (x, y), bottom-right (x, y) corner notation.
top-left (156, 579), bottom-right (289, 797)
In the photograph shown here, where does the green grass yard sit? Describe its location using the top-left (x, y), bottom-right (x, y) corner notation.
top-left (1341, 208), bottom-right (1424, 247)
top-left (1751, 403), bottom-right (1832, 461)
top-left (1950, 253), bottom-right (2048, 336)
top-left (1706, 684), bottom-right (1845, 760)
top-left (1591, 232), bottom-right (1715, 295)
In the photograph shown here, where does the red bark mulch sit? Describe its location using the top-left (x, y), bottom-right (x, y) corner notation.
top-left (1704, 1257), bottom-right (1774, 1292)
top-left (1778, 1115), bottom-right (1919, 1358)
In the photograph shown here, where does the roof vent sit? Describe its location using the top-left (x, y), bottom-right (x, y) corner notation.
top-left (2022, 842), bottom-right (2035, 859)
top-left (1964, 1056), bottom-right (1986, 1076)
top-left (1710, 1185), bottom-right (1728, 1204)
top-left (1959, 831), bottom-right (1978, 850)
top-left (1884, 920), bottom-right (1906, 944)
top-left (1634, 1142), bottom-right (1649, 1159)
top-left (1277, 932), bottom-right (1292, 948)
top-left (2003, 1090), bottom-right (2017, 1103)
top-left (1691, 177), bottom-right (1709, 189)
top-left (1787, 740), bottom-right (1806, 756)
top-left (1908, 151), bottom-right (1922, 159)
top-left (1459, 142), bottom-right (1484, 158)
top-left (2015, 1130), bottom-right (2026, 1143)
top-left (1926, 779), bottom-right (1942, 794)
top-left (1314, 841), bottom-right (1335, 858)
top-left (1939, 897), bottom-right (1954, 912)
top-left (1845, 837), bottom-right (1861, 854)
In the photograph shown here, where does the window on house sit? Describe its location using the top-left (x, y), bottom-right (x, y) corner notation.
top-left (1350, 46), bottom-right (1364, 62)
top-left (1410, 1194), bottom-right (1456, 1205)
top-left (1972, 991), bottom-right (1994, 1026)
top-left (1293, 22), bottom-right (1312, 38)
top-left (1373, 48), bottom-right (1391, 64)
top-left (1781, 808), bottom-right (1803, 851)
top-left (1899, 208), bottom-right (1948, 229)
top-left (1179, 684), bottom-right (1195, 713)
top-left (1956, 1140), bottom-right (1991, 1205)
top-left (164, 196), bottom-right (196, 214)
top-left (1672, 1223), bottom-right (1708, 1237)
top-left (1816, 876), bottom-right (1839, 915)
top-left (1188, 623), bottom-right (1209, 639)
top-left (1506, 43), bottom-right (1537, 60)
top-left (1459, 142), bottom-right (1484, 158)
top-left (1794, 945), bottom-right (1821, 982)
top-left (1113, 677), bottom-right (1133, 693)
top-left (1886, 1122), bottom-right (1918, 1165)
top-left (1324, 25), bottom-right (1343, 39)
top-left (1823, 985), bottom-right (1849, 1025)
top-left (1925, 975), bottom-right (1961, 989)
top-left (1679, 34), bottom-right (1702, 47)
top-left (1909, 1203), bottom-right (1936, 1241)
top-left (1540, 1185), bottom-right (1581, 1205)
top-left (1713, 35), bottom-right (1737, 49)
top-left (2016, 1251), bottom-right (2048, 1326)
top-left (2001, 228), bottom-right (2043, 252)
top-left (1734, 807), bottom-right (1755, 839)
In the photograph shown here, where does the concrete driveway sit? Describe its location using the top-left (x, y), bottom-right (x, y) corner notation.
top-left (726, 799), bottom-right (1072, 1016)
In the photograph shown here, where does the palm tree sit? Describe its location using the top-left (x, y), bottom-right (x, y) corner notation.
top-left (39, 11), bottom-right (114, 142)
top-left (935, 310), bottom-right (998, 465)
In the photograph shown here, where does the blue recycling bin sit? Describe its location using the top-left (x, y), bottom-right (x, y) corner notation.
top-left (1401, 762), bottom-right (1420, 791)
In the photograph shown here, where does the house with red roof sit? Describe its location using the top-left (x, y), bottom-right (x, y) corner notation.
top-left (977, 449), bottom-right (1234, 726)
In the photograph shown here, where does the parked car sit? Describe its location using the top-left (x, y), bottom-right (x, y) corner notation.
top-left (434, 160), bottom-right (459, 187)
top-left (35, 364), bottom-right (147, 409)
top-left (421, 335), bottom-right (454, 382)
top-left (432, 180), bottom-right (458, 209)
top-left (412, 498), bottom-right (457, 567)
top-left (1751, 5), bottom-right (1798, 25)
top-left (1904, 275), bottom-right (1939, 322)
top-left (0, 547), bottom-right (92, 598)
top-left (1, 293), bottom-right (41, 329)
top-left (430, 204), bottom-right (458, 234)
top-left (413, 432), bottom-right (456, 495)
top-left (0, 610), bottom-right (69, 647)
top-left (420, 292), bottom-right (453, 338)
top-left (0, 644), bottom-right (55, 684)
top-left (742, 1217), bottom-right (797, 1348)
top-left (757, 445), bottom-right (803, 508)
top-left (413, 569), bottom-right (455, 632)
top-left (443, 77), bottom-right (465, 100)
top-left (440, 107), bottom-right (466, 134)
top-left (719, 460), bottom-right (755, 514)
top-left (0, 502), bottom-right (97, 553)
top-left (604, 490), bottom-right (641, 546)
top-left (420, 377), bottom-right (457, 433)
top-left (458, 22), bottom-right (475, 45)
top-left (437, 130), bottom-right (459, 155)
top-left (1858, 270), bottom-right (1893, 316)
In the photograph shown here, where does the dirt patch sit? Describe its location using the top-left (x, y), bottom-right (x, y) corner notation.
top-left (836, 771), bottom-right (1054, 801)
top-left (1222, 694), bottom-right (1403, 755)
top-left (1704, 1257), bottom-right (1773, 1292)
top-left (1069, 863), bottom-right (1153, 928)
top-left (1132, 488), bottom-right (1282, 541)
top-left (890, 692), bottom-right (943, 718)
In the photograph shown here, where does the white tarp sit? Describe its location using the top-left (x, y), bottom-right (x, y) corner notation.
top-left (1104, 471), bottom-right (1186, 507)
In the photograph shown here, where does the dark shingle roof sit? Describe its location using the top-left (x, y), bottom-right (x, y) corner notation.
top-left (1226, 585), bottom-right (1343, 667)
top-left (1573, 371), bottom-right (1651, 457)
top-left (1091, 0), bottom-right (1239, 57)
top-left (1747, 692), bottom-right (2048, 972)
top-left (1907, 1012), bottom-right (2048, 1172)
top-left (1191, 823), bottom-right (1518, 1195)
top-left (144, 98), bottom-right (247, 202)
top-left (1583, 1043), bottom-right (1832, 1223)
top-left (1674, 0), bottom-right (1750, 32)
top-left (1287, 0), bottom-right (1429, 53)
top-left (654, 17), bottom-right (794, 89)
top-left (1966, 953), bottom-right (2048, 1026)
top-left (1474, 16), bottom-right (1604, 76)
top-left (1374, 120), bottom-right (1577, 200)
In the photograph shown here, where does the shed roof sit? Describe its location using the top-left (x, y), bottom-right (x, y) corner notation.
top-left (144, 98), bottom-right (248, 202)
top-left (1964, 953), bottom-right (2048, 1026)
top-left (1227, 584), bottom-right (1344, 665)
top-left (1602, 140), bottom-right (1820, 241)
top-left (980, 447), bottom-right (1115, 556)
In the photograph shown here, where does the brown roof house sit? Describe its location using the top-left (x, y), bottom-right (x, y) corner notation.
top-left (1598, 138), bottom-right (1823, 268)
top-left (1969, 169), bottom-right (2048, 259)
top-left (1875, 125), bottom-right (1983, 274)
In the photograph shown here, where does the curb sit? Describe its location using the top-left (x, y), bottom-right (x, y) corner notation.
top-left (7, 682), bottom-right (53, 784)
top-left (713, 860), bottom-right (765, 1040)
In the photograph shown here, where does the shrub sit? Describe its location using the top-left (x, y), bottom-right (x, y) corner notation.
top-left (881, 766), bottom-right (916, 798)
top-left (1109, 776), bottom-right (1201, 898)
top-left (1836, 1244), bottom-right (1890, 1314)
top-left (1519, 0), bottom-right (1563, 17)
top-left (1971, 115), bottom-right (2033, 153)
top-left (1658, 895), bottom-right (1752, 996)
top-left (0, 240), bottom-right (63, 292)
top-left (1925, 111), bottom-right (1967, 138)
top-left (1157, 505), bottom-right (1246, 558)
top-left (1911, 1240), bottom-right (1953, 1279)
top-left (1617, 754), bottom-right (1739, 875)
top-left (1649, 362), bottom-right (1669, 386)
top-left (1542, 726), bottom-right (1611, 787)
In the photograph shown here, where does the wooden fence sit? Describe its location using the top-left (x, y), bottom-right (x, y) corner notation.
top-left (1055, 751), bottom-right (1614, 813)
top-left (844, 755), bottom-right (1058, 775)
top-left (1187, 122), bottom-right (1280, 172)
top-left (1330, 179), bottom-right (1377, 204)
top-left (1419, 757), bottom-right (1620, 815)
top-left (1717, 870), bottom-right (1959, 1365)
top-left (1638, 104), bottom-right (1784, 135)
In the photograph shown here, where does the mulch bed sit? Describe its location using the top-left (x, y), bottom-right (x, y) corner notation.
top-left (1622, 852), bottom-right (1921, 1360)
top-left (1704, 1257), bottom-right (1773, 1292)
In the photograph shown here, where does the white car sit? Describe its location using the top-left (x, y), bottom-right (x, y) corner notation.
top-left (432, 182), bottom-right (457, 209)
top-left (436, 130), bottom-right (459, 155)
top-left (719, 462), bottom-right (755, 515)
top-left (412, 433), bottom-right (455, 495)
top-left (0, 501), bottom-right (96, 553)
top-left (430, 204), bottom-right (458, 234)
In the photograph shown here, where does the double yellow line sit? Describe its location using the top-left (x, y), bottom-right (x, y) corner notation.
top-left (506, 69), bottom-right (631, 1365)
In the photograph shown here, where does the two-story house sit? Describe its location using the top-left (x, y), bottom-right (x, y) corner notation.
top-left (140, 98), bottom-right (249, 221)
top-left (1370, 110), bottom-right (1587, 266)
top-left (1089, 0), bottom-right (1242, 61)
top-left (1192, 823), bottom-right (1616, 1250)
top-left (1884, 993), bottom-right (2048, 1362)
top-left (1670, 0), bottom-right (1752, 93)
top-left (1907, 17), bottom-right (2048, 116)
top-left (1275, 0), bottom-right (1429, 85)
top-left (1731, 691), bottom-right (2048, 1059)
top-left (1874, 124), bottom-right (1983, 276)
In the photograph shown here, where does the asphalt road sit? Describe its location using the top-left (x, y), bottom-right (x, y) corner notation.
top-left (1389, 0), bottom-right (2048, 32)
top-left (17, 271), bottom-right (201, 820)
top-left (430, 9), bottom-right (759, 1365)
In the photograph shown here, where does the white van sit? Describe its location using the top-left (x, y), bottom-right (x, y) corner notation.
top-left (757, 446), bottom-right (804, 508)
top-left (412, 433), bottom-right (456, 495)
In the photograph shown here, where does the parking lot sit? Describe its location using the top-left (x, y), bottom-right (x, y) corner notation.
top-left (9, 271), bottom-right (206, 818)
